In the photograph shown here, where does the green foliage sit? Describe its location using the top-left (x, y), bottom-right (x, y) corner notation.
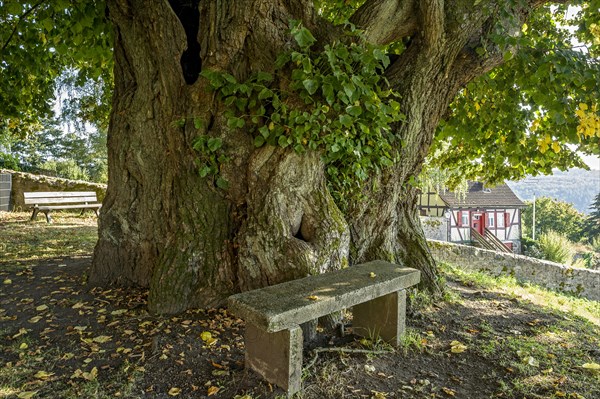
top-left (202, 22), bottom-right (404, 205)
top-left (537, 230), bottom-right (574, 264)
top-left (522, 196), bottom-right (585, 242)
top-left (0, 1), bottom-right (113, 142)
top-left (581, 193), bottom-right (600, 242)
top-left (426, 3), bottom-right (599, 188)
top-left (192, 135), bottom-right (230, 189)
top-left (40, 159), bottom-right (90, 181)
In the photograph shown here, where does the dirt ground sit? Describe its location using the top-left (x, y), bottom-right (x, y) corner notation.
top-left (1, 215), bottom-right (598, 399)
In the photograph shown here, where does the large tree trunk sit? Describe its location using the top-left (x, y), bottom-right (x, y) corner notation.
top-left (91, 0), bottom-right (526, 313)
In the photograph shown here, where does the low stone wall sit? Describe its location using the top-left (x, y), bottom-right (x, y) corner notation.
top-left (0, 169), bottom-right (107, 211)
top-left (420, 216), bottom-right (448, 241)
top-left (428, 239), bottom-right (600, 301)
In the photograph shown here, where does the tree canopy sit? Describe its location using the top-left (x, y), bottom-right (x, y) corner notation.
top-left (1, 1), bottom-right (599, 186)
top-left (522, 196), bottom-right (586, 241)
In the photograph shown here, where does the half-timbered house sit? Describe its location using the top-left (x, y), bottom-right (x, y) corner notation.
top-left (419, 182), bottom-right (525, 253)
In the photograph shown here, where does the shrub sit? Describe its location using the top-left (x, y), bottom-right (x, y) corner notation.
top-left (40, 159), bottom-right (90, 181)
top-left (538, 230), bottom-right (574, 264)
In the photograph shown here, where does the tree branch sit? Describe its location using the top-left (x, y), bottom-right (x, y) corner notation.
top-left (1, 0), bottom-right (48, 52)
top-left (350, 0), bottom-right (418, 45)
top-left (419, 0), bottom-right (445, 50)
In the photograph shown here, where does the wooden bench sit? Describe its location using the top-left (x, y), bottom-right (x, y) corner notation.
top-left (24, 191), bottom-right (102, 223)
top-left (227, 260), bottom-right (420, 395)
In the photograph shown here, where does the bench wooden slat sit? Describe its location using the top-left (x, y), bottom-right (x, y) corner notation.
top-left (25, 196), bottom-right (99, 205)
top-left (38, 204), bottom-right (102, 210)
top-left (24, 191), bottom-right (97, 199)
top-left (227, 261), bottom-right (420, 333)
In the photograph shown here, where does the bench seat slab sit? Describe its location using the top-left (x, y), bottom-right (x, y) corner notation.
top-left (245, 323), bottom-right (302, 395)
top-left (228, 261), bottom-right (420, 333)
top-left (353, 289), bottom-right (406, 346)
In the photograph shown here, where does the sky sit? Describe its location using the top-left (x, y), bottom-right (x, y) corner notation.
top-left (581, 154), bottom-right (600, 170)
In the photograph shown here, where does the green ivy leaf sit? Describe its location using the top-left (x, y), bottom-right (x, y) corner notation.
top-left (216, 177), bottom-right (229, 190)
top-left (207, 138), bottom-right (222, 152)
top-left (254, 135), bottom-right (265, 147)
top-left (339, 114), bottom-right (353, 127)
top-left (303, 79), bottom-right (319, 95)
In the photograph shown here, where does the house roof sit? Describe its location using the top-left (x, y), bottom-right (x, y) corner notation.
top-left (438, 181), bottom-right (525, 208)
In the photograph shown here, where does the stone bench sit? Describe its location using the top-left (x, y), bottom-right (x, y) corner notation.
top-left (227, 260), bottom-right (420, 395)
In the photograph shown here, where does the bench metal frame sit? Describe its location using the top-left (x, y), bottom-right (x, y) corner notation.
top-left (24, 191), bottom-right (102, 223)
top-left (228, 261), bottom-right (420, 395)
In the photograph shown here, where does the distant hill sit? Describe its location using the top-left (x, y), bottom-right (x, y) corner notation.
top-left (508, 169), bottom-right (600, 214)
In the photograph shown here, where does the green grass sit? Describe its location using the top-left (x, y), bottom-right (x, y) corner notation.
top-left (439, 262), bottom-right (600, 326)
top-left (0, 212), bottom-right (98, 269)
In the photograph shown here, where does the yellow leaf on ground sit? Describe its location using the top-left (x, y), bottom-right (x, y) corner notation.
top-left (71, 302), bottom-right (85, 309)
top-left (200, 331), bottom-right (212, 341)
top-left (35, 305), bottom-right (48, 311)
top-left (442, 387), bottom-right (456, 396)
top-left (33, 371), bottom-right (54, 380)
top-left (581, 362), bottom-right (600, 374)
top-left (168, 387), bottom-right (181, 396)
top-left (307, 295), bottom-right (319, 301)
top-left (450, 341), bottom-right (467, 353)
top-left (93, 335), bottom-right (112, 343)
top-left (369, 272), bottom-right (376, 278)
top-left (82, 367), bottom-right (98, 381)
top-left (3, 279), bottom-right (12, 284)
top-left (111, 309), bottom-right (128, 316)
top-left (207, 386), bottom-right (220, 396)
top-left (19, 343), bottom-right (28, 350)
top-left (17, 391), bottom-right (38, 399)
top-left (371, 390), bottom-right (387, 398)
top-left (28, 316), bottom-right (42, 323)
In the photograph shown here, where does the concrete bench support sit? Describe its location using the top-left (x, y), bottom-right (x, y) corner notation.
top-left (353, 289), bottom-right (406, 346)
top-left (245, 324), bottom-right (303, 393)
top-left (228, 261), bottom-right (420, 395)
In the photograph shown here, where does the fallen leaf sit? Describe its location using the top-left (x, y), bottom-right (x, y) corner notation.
top-left (93, 335), bottom-right (112, 343)
top-left (17, 391), bottom-right (38, 399)
top-left (207, 386), bottom-right (220, 396)
top-left (449, 341), bottom-right (467, 353)
top-left (71, 302), bottom-right (85, 309)
top-left (111, 309), bottom-right (128, 316)
top-left (34, 371), bottom-right (54, 380)
top-left (442, 387), bottom-right (456, 396)
top-left (3, 279), bottom-right (12, 284)
top-left (35, 305), bottom-right (48, 312)
top-left (371, 390), bottom-right (387, 398)
top-left (523, 356), bottom-right (539, 367)
top-left (19, 343), bottom-right (28, 350)
top-left (364, 364), bottom-right (376, 373)
top-left (82, 367), bottom-right (98, 381)
top-left (307, 295), bottom-right (319, 301)
top-left (369, 272), bottom-right (377, 278)
top-left (168, 387), bottom-right (181, 396)
top-left (28, 316), bottom-right (42, 323)
top-left (580, 362), bottom-right (600, 374)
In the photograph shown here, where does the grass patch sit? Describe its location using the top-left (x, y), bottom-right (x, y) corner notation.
top-left (0, 212), bottom-right (97, 270)
top-left (439, 262), bottom-right (600, 326)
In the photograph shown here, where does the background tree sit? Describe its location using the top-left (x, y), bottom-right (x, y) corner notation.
top-left (522, 196), bottom-right (585, 242)
top-left (1, 1), bottom-right (599, 314)
top-left (581, 193), bottom-right (600, 241)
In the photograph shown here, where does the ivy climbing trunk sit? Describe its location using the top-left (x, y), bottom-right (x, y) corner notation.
top-left (91, 0), bottom-right (530, 314)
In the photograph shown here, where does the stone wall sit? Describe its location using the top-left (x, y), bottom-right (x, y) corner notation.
top-left (420, 216), bottom-right (448, 241)
top-left (428, 239), bottom-right (600, 301)
top-left (0, 169), bottom-right (107, 211)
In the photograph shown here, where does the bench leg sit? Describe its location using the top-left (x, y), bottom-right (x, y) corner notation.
top-left (44, 211), bottom-right (52, 223)
top-left (352, 289), bottom-right (406, 347)
top-left (30, 208), bottom-right (39, 221)
top-left (244, 323), bottom-right (303, 395)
